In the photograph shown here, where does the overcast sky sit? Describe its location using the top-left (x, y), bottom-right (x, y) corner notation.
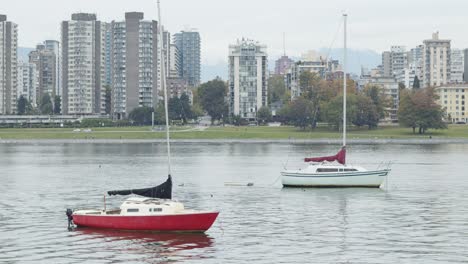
top-left (4, 0), bottom-right (468, 65)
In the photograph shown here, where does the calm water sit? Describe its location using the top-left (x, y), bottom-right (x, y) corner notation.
top-left (1, 142), bottom-right (468, 263)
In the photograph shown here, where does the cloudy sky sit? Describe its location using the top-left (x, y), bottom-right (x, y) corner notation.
top-left (3, 0), bottom-right (468, 65)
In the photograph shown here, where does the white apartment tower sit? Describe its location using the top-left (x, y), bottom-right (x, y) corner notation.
top-left (61, 13), bottom-right (108, 115)
top-left (228, 38), bottom-right (268, 119)
top-left (0, 15), bottom-right (18, 114)
top-left (423, 32), bottom-right (451, 87)
top-left (111, 12), bottom-right (158, 119)
top-left (17, 61), bottom-right (38, 107)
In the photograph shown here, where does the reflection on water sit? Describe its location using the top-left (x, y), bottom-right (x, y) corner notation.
top-left (1, 143), bottom-right (468, 263)
top-left (74, 229), bottom-right (213, 262)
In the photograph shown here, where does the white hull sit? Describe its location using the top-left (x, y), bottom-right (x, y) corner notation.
top-left (281, 169), bottom-right (389, 188)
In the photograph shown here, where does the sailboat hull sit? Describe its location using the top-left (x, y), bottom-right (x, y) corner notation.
top-left (281, 170), bottom-right (389, 188)
top-left (73, 212), bottom-right (219, 232)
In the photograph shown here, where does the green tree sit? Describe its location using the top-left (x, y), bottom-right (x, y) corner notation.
top-left (398, 90), bottom-right (418, 133)
top-left (413, 76), bottom-right (420, 89)
top-left (197, 78), bottom-right (228, 124)
top-left (179, 93), bottom-right (193, 123)
top-left (322, 94), bottom-right (358, 130)
top-left (104, 85), bottom-right (112, 115)
top-left (257, 106), bottom-right (272, 124)
top-left (362, 84), bottom-right (387, 119)
top-left (39, 93), bottom-right (53, 115)
top-left (167, 93), bottom-right (193, 124)
top-left (353, 94), bottom-right (379, 129)
top-left (128, 106), bottom-right (154, 126)
top-left (17, 95), bottom-right (28, 115)
top-left (53, 95), bottom-right (61, 115)
top-left (413, 88), bottom-right (446, 134)
top-left (283, 98), bottom-right (314, 129)
top-left (398, 88), bottom-right (446, 134)
top-left (268, 75), bottom-right (286, 104)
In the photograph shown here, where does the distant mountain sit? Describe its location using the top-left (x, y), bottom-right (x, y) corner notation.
top-left (318, 48), bottom-right (381, 74)
top-left (202, 48), bottom-right (381, 82)
top-left (18, 47), bottom-right (34, 62)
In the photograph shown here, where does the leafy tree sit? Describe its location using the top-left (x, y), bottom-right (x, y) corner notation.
top-left (257, 106), bottom-right (272, 124)
top-left (191, 103), bottom-right (204, 120)
top-left (154, 102), bottom-right (166, 125)
top-left (168, 93), bottom-right (193, 124)
top-left (283, 98), bottom-right (314, 129)
top-left (398, 88), bottom-right (446, 134)
top-left (104, 85), bottom-right (112, 115)
top-left (39, 93), bottom-right (53, 115)
top-left (53, 95), bottom-right (61, 115)
top-left (17, 95), bottom-right (28, 115)
top-left (197, 78), bottom-right (228, 124)
top-left (353, 95), bottom-right (379, 129)
top-left (128, 106), bottom-right (154, 126)
top-left (179, 93), bottom-right (193, 122)
top-left (413, 88), bottom-right (446, 134)
top-left (398, 90), bottom-right (418, 133)
top-left (268, 75), bottom-right (286, 104)
top-left (362, 84), bottom-right (388, 119)
top-left (322, 94), bottom-right (358, 130)
top-left (413, 76), bottom-right (420, 89)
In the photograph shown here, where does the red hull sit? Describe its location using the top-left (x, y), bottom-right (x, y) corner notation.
top-left (73, 212), bottom-right (219, 232)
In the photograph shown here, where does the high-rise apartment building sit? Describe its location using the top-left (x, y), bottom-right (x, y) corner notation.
top-left (44, 40), bottom-right (61, 97)
top-left (423, 32), bottom-right (451, 87)
top-left (174, 29), bottom-right (201, 87)
top-left (382, 51), bottom-right (391, 77)
top-left (228, 38), bottom-right (268, 119)
top-left (111, 12), bottom-right (158, 119)
top-left (29, 44), bottom-right (56, 104)
top-left (450, 49), bottom-right (464, 84)
top-left (17, 61), bottom-right (38, 106)
top-left (390, 46), bottom-right (407, 83)
top-left (0, 15), bottom-right (18, 114)
top-left (61, 13), bottom-right (108, 115)
top-left (274, 55), bottom-right (293, 75)
top-left (168, 44), bottom-right (180, 78)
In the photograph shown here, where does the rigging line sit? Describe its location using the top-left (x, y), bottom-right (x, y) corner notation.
top-left (324, 15), bottom-right (343, 61)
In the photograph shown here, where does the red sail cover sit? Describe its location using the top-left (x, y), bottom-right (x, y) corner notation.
top-left (304, 148), bottom-right (346, 165)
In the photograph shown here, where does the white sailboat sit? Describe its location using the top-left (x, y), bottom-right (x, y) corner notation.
top-left (281, 14), bottom-right (390, 188)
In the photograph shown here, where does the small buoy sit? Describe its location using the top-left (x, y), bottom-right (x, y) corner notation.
top-left (210, 194), bottom-right (213, 197)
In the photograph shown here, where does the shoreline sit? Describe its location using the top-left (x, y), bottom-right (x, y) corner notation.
top-left (2, 138), bottom-right (468, 144)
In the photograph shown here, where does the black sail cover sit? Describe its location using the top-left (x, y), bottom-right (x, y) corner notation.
top-left (108, 176), bottom-right (172, 199)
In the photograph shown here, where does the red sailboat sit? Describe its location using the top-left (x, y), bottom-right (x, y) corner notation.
top-left (67, 0), bottom-right (219, 232)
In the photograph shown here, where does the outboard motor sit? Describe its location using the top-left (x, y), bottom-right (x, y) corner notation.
top-left (66, 208), bottom-right (74, 231)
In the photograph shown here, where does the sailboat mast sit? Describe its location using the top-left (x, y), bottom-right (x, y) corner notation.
top-left (342, 14), bottom-right (347, 148)
top-left (157, 0), bottom-right (172, 176)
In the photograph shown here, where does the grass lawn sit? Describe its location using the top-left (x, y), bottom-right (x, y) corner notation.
top-left (0, 125), bottom-right (467, 140)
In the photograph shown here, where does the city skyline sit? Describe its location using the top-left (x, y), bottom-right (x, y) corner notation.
top-left (4, 0), bottom-right (468, 67)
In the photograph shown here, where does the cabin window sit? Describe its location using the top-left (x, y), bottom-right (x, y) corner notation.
top-left (127, 208), bottom-right (139, 213)
top-left (317, 168), bottom-right (339, 172)
top-left (153, 208), bottom-right (162, 212)
top-left (344, 169), bottom-right (358, 172)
